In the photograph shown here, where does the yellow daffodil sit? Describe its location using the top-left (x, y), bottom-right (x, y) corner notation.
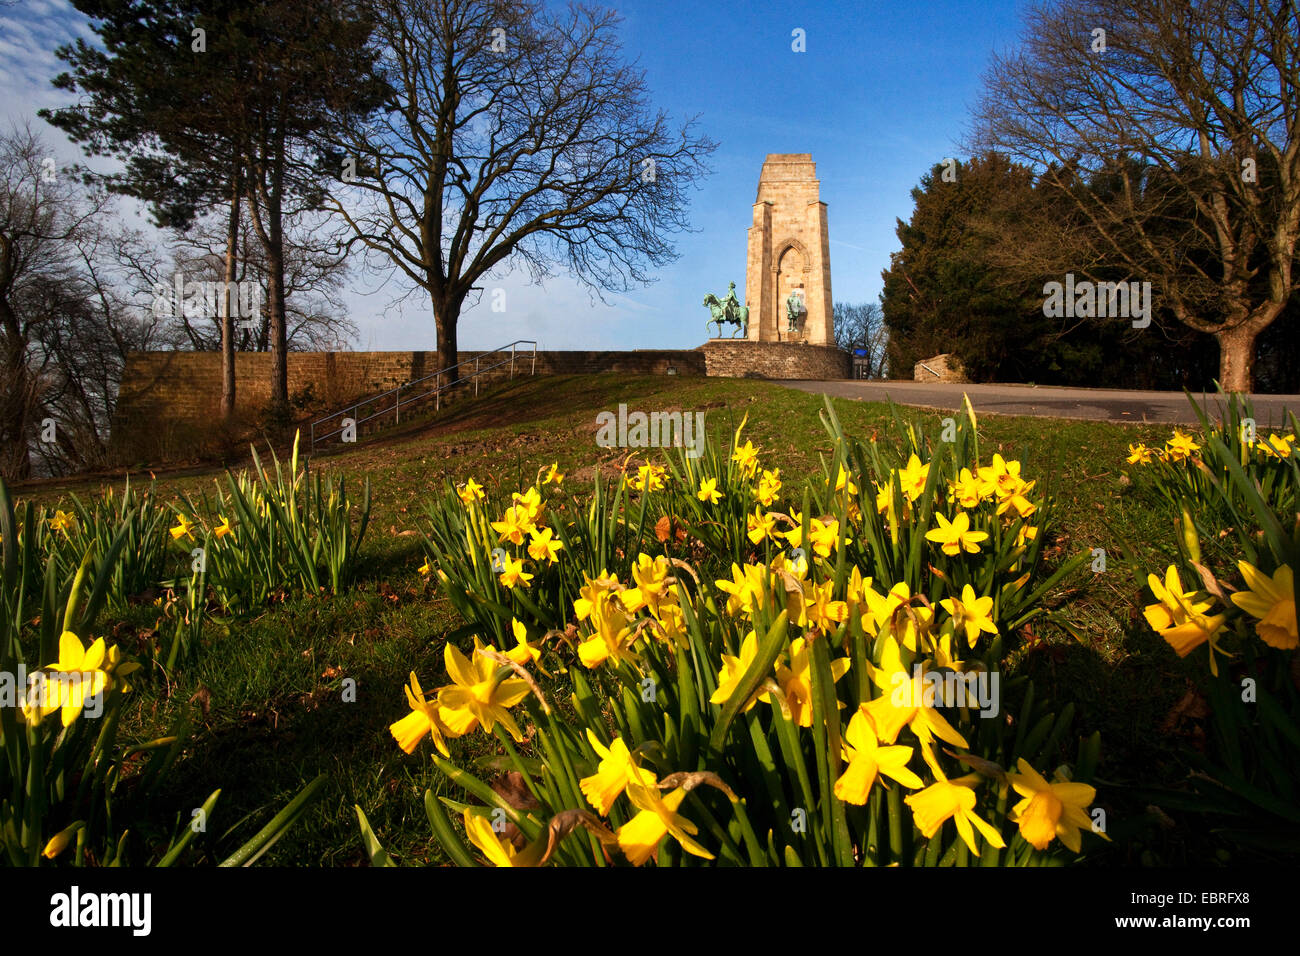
top-left (772, 546), bottom-right (808, 579)
top-left (627, 463), bottom-right (666, 492)
top-left (1258, 433), bottom-right (1295, 459)
top-left (874, 480), bottom-right (901, 517)
top-left (804, 579), bottom-right (849, 632)
top-left (714, 563), bottom-right (769, 618)
top-left (978, 455), bottom-right (1038, 518)
top-left (747, 507), bottom-right (777, 544)
top-left (865, 635), bottom-right (968, 774)
top-left (1164, 429), bottom-right (1201, 462)
top-left (897, 454), bottom-right (930, 502)
top-left (757, 468), bottom-right (782, 506)
top-left (37, 631), bottom-right (114, 728)
top-left (617, 766), bottom-right (713, 866)
top-left (650, 600), bottom-right (689, 647)
top-left (1008, 758), bottom-right (1107, 852)
top-left (1144, 565), bottom-right (1227, 672)
top-left (49, 510), bottom-right (77, 534)
top-left (542, 463), bottom-right (565, 486)
top-left (457, 478), bottom-right (485, 504)
top-left (697, 477), bottom-right (721, 504)
top-left (436, 640), bottom-right (531, 740)
top-left (498, 555), bottom-right (534, 589)
top-left (930, 631), bottom-right (967, 683)
top-left (526, 527), bottom-right (564, 564)
top-left (512, 486), bottom-right (544, 523)
top-left (42, 822), bottom-right (84, 860)
top-left (770, 637), bottom-right (849, 727)
top-left (620, 553), bottom-right (672, 616)
top-left (808, 517), bottom-right (841, 558)
top-left (463, 809), bottom-right (524, 866)
top-left (844, 566), bottom-right (879, 633)
top-left (574, 569), bottom-right (621, 621)
top-left (782, 509), bottom-right (805, 549)
top-left (505, 619), bottom-right (542, 666)
top-left (731, 440), bottom-right (759, 479)
top-left (925, 511), bottom-right (988, 556)
top-left (710, 630), bottom-right (761, 711)
top-left (170, 513), bottom-right (195, 541)
top-left (389, 671), bottom-right (457, 756)
top-left (861, 581), bottom-right (914, 636)
top-left (905, 771), bottom-right (1006, 857)
top-left (833, 705), bottom-right (924, 804)
top-left (1230, 561), bottom-right (1297, 650)
top-left (776, 573), bottom-right (810, 628)
top-left (976, 453), bottom-right (1017, 492)
top-left (832, 464), bottom-right (859, 496)
top-left (491, 506), bottom-right (532, 546)
top-left (418, 557), bottom-right (434, 577)
top-left (1126, 443), bottom-right (1156, 465)
top-left (580, 730), bottom-right (657, 815)
top-left (948, 468), bottom-right (984, 508)
top-left (939, 584), bottom-right (999, 648)
top-left (577, 591), bottom-right (639, 668)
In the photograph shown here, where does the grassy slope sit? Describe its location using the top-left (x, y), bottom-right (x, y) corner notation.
top-left (19, 374), bottom-right (1204, 865)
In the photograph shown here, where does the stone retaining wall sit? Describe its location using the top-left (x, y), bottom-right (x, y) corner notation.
top-left (109, 341), bottom-right (844, 461)
top-left (702, 339), bottom-right (849, 380)
top-left (913, 353), bottom-right (966, 383)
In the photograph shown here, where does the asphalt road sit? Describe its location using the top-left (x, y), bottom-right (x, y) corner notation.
top-left (779, 380), bottom-right (1300, 426)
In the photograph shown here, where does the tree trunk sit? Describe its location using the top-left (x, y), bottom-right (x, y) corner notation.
top-left (245, 138), bottom-right (289, 417)
top-left (220, 170), bottom-right (241, 422)
top-left (0, 298), bottom-right (33, 481)
top-left (261, 154), bottom-right (288, 417)
top-left (434, 295), bottom-right (461, 378)
top-left (1216, 323), bottom-right (1261, 393)
top-left (0, 357), bottom-right (33, 481)
top-left (267, 228), bottom-right (288, 415)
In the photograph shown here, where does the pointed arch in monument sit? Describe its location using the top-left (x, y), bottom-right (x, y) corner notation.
top-left (773, 238), bottom-right (811, 339)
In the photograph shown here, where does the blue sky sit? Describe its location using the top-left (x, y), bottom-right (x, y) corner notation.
top-left (0, 0), bottom-right (1033, 352)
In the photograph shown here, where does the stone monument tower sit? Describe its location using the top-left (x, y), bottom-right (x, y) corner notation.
top-left (745, 154), bottom-right (833, 345)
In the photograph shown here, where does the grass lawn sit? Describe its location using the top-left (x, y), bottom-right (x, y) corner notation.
top-left (18, 374), bottom-right (1219, 865)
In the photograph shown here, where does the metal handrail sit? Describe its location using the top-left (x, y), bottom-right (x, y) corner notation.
top-left (308, 340), bottom-right (538, 450)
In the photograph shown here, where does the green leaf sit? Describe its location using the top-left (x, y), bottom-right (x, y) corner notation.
top-left (355, 806), bottom-right (397, 867)
top-left (218, 773), bottom-right (328, 867)
top-left (422, 789), bottom-right (479, 867)
top-left (708, 610), bottom-right (789, 753)
top-left (157, 791), bottom-right (220, 867)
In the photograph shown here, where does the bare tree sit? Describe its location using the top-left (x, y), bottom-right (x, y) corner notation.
top-left (970, 0), bottom-right (1300, 392)
top-left (834, 301), bottom-right (889, 377)
top-left (325, 0), bottom-right (717, 375)
top-left (0, 124), bottom-right (169, 478)
top-left (0, 124), bottom-right (103, 479)
top-left (143, 210), bottom-right (357, 355)
top-left (33, 219), bottom-right (169, 475)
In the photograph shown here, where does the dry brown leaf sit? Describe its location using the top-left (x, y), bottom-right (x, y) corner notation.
top-left (655, 515), bottom-right (673, 543)
top-left (189, 685), bottom-right (212, 718)
top-left (488, 771), bottom-right (542, 848)
top-left (945, 749), bottom-right (1008, 784)
top-left (1159, 685), bottom-right (1209, 735)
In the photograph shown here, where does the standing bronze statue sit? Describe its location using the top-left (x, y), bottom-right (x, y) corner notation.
top-left (785, 285), bottom-right (806, 333)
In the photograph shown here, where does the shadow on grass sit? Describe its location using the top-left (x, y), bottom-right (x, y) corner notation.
top-left (126, 582), bottom-right (468, 866)
top-left (1016, 611), bottom-right (1297, 865)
